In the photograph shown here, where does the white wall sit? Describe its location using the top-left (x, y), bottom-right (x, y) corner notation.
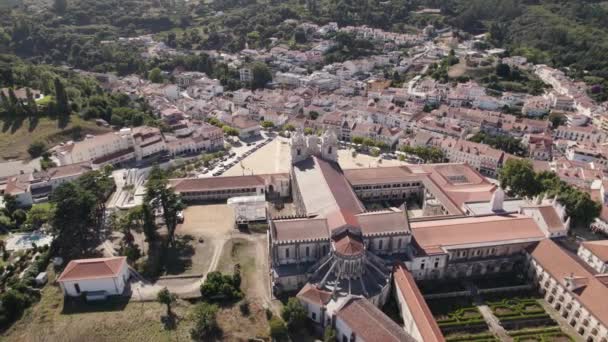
top-left (60, 264), bottom-right (129, 297)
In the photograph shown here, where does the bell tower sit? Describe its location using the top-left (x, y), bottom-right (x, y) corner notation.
top-left (290, 128), bottom-right (309, 164)
top-left (321, 129), bottom-right (338, 162)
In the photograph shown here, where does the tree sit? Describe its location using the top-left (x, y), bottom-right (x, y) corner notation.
top-left (548, 113), bottom-right (566, 129)
top-left (190, 302), bottom-right (219, 341)
top-left (269, 317), bottom-right (288, 341)
top-left (54, 78), bottom-right (70, 117)
top-left (309, 111), bottom-right (320, 120)
top-left (261, 120), bottom-right (274, 129)
top-left (145, 167), bottom-right (184, 247)
top-left (141, 203), bottom-right (157, 243)
top-left (362, 137), bottom-right (375, 147)
top-left (77, 169), bottom-right (115, 229)
top-left (324, 326), bottom-right (337, 342)
top-left (25, 88), bottom-right (38, 119)
top-left (27, 141), bottom-right (46, 159)
top-left (12, 209), bottom-right (26, 228)
top-left (200, 271), bottom-right (243, 301)
top-left (26, 205), bottom-right (54, 230)
top-left (303, 127), bottom-right (314, 135)
top-left (157, 287), bottom-right (177, 317)
top-left (50, 182), bottom-right (97, 259)
top-left (148, 68), bottom-right (163, 83)
top-left (2, 194), bottom-right (18, 219)
top-left (496, 63), bottom-right (511, 78)
top-left (53, 0), bottom-right (68, 14)
top-left (251, 62), bottom-right (272, 90)
top-left (0, 214), bottom-right (13, 231)
top-left (499, 159), bottom-right (541, 198)
top-left (351, 136), bottom-right (364, 145)
top-left (281, 297), bottom-right (307, 331)
top-left (283, 124), bottom-right (295, 132)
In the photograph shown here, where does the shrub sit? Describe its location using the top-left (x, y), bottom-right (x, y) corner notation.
top-left (323, 326), bottom-right (337, 342)
top-left (281, 297), bottom-right (307, 331)
top-left (239, 300), bottom-right (250, 316)
top-left (200, 271), bottom-right (243, 302)
top-left (190, 302), bottom-right (219, 341)
top-left (27, 141), bottom-right (47, 158)
top-left (269, 317), bottom-right (288, 341)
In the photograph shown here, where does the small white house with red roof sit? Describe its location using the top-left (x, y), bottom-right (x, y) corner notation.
top-left (57, 257), bottom-right (129, 298)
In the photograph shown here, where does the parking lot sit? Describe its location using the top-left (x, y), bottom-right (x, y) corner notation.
top-left (223, 136), bottom-right (291, 176)
top-left (195, 133), bottom-right (276, 178)
top-left (187, 132), bottom-right (413, 180)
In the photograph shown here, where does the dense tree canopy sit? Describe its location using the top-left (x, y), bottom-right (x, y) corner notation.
top-left (499, 159), bottom-right (601, 227)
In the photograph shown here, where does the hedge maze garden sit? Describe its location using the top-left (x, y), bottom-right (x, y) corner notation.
top-left (488, 297), bottom-right (554, 329)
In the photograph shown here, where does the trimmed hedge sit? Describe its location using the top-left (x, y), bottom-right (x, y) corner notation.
top-left (512, 332), bottom-right (574, 342)
top-left (438, 318), bottom-right (487, 328)
top-left (446, 332), bottom-right (498, 341)
top-left (509, 327), bottom-right (561, 337)
top-left (436, 307), bottom-right (483, 323)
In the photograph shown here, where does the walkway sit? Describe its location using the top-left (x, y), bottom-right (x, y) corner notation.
top-left (477, 304), bottom-right (512, 342)
top-left (468, 281), bottom-right (511, 341)
top-left (128, 232), bottom-right (274, 306)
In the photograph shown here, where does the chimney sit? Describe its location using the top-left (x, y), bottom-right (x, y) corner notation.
top-left (490, 188), bottom-right (505, 212)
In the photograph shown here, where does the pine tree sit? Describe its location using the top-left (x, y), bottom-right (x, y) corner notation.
top-left (7, 88), bottom-right (22, 117)
top-left (54, 78), bottom-right (70, 118)
top-left (0, 91), bottom-right (10, 116)
top-left (25, 88), bottom-right (38, 119)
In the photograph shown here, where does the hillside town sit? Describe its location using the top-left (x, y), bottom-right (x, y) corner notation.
top-left (2, 13), bottom-right (608, 342)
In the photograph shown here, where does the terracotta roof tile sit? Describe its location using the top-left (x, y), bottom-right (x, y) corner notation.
top-left (528, 239), bottom-right (608, 327)
top-left (411, 214), bottom-right (545, 254)
top-left (57, 257), bottom-right (127, 282)
top-left (393, 263), bottom-right (445, 342)
top-left (581, 240), bottom-right (608, 262)
top-left (337, 297), bottom-right (415, 342)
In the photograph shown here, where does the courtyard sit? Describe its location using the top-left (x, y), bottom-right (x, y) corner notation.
top-left (418, 272), bottom-right (579, 341)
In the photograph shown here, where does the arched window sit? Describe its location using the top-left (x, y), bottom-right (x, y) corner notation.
top-left (285, 248), bottom-right (290, 258)
top-left (305, 246), bottom-right (310, 257)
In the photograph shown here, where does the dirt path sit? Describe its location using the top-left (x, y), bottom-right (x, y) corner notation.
top-left (130, 237), bottom-right (228, 301)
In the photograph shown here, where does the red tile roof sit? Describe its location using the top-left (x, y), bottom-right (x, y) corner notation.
top-left (272, 218), bottom-right (329, 242)
top-left (581, 240), bottom-right (608, 262)
top-left (57, 257), bottom-right (127, 282)
top-left (393, 263), bottom-right (445, 342)
top-left (170, 175), bottom-right (265, 192)
top-left (537, 206), bottom-right (565, 232)
top-left (333, 233), bottom-right (364, 256)
top-left (528, 239), bottom-right (608, 327)
top-left (336, 297), bottom-right (415, 342)
top-left (411, 214), bottom-right (545, 254)
top-left (297, 283), bottom-right (332, 305)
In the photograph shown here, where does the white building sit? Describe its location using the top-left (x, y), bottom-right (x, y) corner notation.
top-left (578, 240), bottom-right (608, 274)
top-left (57, 257), bottom-right (130, 299)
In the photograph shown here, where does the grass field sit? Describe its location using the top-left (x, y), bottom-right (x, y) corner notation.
top-left (216, 238), bottom-right (271, 341)
top-left (0, 116), bottom-right (110, 161)
top-left (2, 270), bottom-right (192, 342)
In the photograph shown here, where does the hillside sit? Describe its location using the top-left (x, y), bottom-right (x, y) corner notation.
top-left (0, 116), bottom-right (110, 161)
